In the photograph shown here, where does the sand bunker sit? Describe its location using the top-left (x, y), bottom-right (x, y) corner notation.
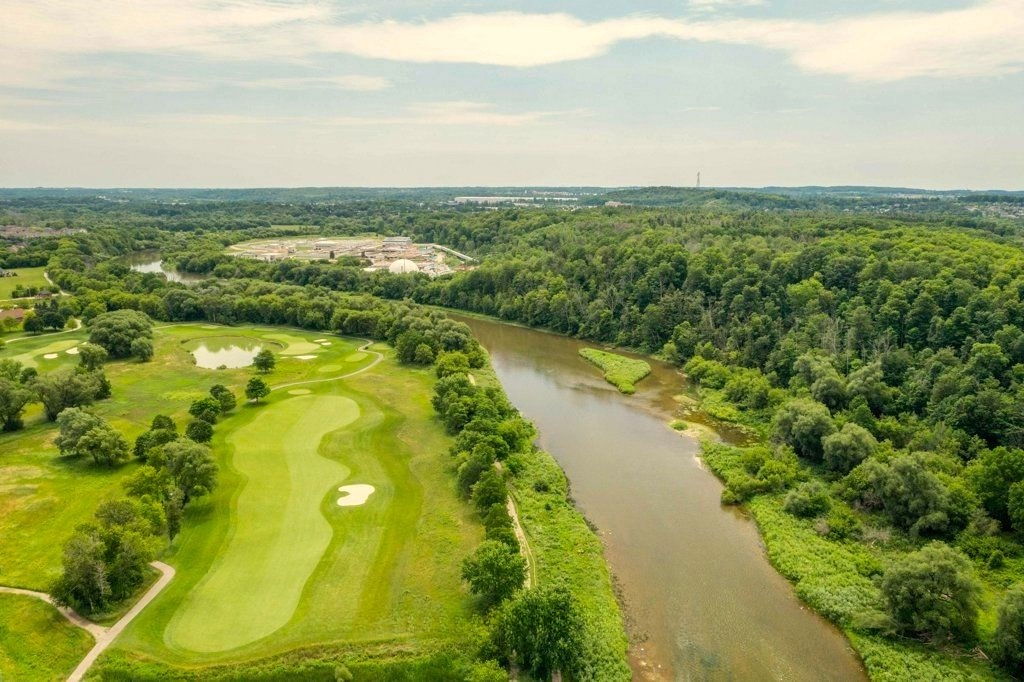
top-left (287, 388), bottom-right (311, 395)
top-left (313, 338), bottom-right (328, 343)
top-left (202, 325), bottom-right (220, 329)
top-left (336, 484), bottom-right (375, 507)
top-left (319, 341), bottom-right (332, 346)
top-left (294, 354), bottom-right (317, 360)
top-left (42, 353), bottom-right (59, 359)
top-left (66, 347), bottom-right (80, 355)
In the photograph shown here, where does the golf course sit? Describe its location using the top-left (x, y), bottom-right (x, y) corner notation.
top-left (0, 322), bottom-right (483, 678)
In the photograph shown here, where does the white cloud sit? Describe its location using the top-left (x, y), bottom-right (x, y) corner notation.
top-left (312, 3), bottom-right (1024, 81)
top-left (236, 75), bottom-right (392, 91)
top-left (154, 101), bottom-right (571, 128)
top-left (0, 118), bottom-right (53, 130)
top-left (688, 0), bottom-right (766, 9)
top-left (2, 0), bottom-right (1023, 85)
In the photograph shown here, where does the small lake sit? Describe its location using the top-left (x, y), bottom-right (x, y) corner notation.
top-left (185, 337), bottom-right (264, 369)
top-left (127, 252), bottom-right (207, 284)
top-left (455, 314), bottom-right (866, 682)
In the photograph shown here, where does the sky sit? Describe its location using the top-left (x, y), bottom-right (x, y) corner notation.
top-left (1, 0), bottom-right (1022, 189)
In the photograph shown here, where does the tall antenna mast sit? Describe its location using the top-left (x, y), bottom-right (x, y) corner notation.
top-left (696, 171), bottom-right (701, 189)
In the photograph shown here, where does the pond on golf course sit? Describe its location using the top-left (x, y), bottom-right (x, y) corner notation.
top-left (127, 251), bottom-right (208, 284)
top-left (185, 336), bottom-right (265, 369)
top-left (454, 314), bottom-right (866, 682)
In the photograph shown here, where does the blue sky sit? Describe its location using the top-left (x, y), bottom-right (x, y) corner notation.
top-left (1, 0), bottom-right (1022, 188)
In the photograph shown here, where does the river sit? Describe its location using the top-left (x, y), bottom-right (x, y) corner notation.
top-left (456, 315), bottom-right (866, 682)
top-left (126, 251), bottom-right (207, 284)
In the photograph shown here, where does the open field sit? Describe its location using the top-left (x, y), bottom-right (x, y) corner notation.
top-left (0, 592), bottom-right (94, 681)
top-left (0, 266), bottom-right (49, 302)
top-left (579, 347), bottom-right (652, 394)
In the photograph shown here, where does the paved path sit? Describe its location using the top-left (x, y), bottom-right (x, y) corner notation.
top-left (2, 317), bottom-right (82, 345)
top-left (66, 561), bottom-right (175, 682)
top-left (0, 586), bottom-right (105, 639)
top-left (269, 340), bottom-right (384, 392)
top-left (0, 560), bottom-right (175, 682)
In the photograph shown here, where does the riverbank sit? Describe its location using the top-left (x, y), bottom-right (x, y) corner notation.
top-left (702, 444), bottom-right (1006, 681)
top-left (472, 366), bottom-right (632, 680)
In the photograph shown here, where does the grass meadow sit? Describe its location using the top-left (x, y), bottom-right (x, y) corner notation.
top-left (0, 266), bottom-right (49, 303)
top-left (579, 347), bottom-right (652, 394)
top-left (0, 593), bottom-right (94, 681)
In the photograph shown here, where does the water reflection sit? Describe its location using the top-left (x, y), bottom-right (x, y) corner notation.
top-left (127, 252), bottom-right (207, 284)
top-left (185, 337), bottom-right (263, 369)
top-left (454, 314), bottom-right (865, 682)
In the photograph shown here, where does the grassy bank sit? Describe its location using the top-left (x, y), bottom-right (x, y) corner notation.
top-left (578, 348), bottom-right (651, 394)
top-left (702, 443), bottom-right (1009, 681)
top-left (473, 367), bottom-right (631, 681)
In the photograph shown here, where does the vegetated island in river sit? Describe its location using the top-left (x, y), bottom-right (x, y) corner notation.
top-left (579, 348), bottom-right (651, 394)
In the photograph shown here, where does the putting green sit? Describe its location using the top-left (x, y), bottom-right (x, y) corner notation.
top-left (11, 339), bottom-right (79, 368)
top-left (262, 332), bottom-right (321, 355)
top-left (166, 394), bottom-right (360, 652)
top-left (316, 364), bottom-right (342, 373)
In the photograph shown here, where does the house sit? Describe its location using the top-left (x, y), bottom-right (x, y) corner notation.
top-left (0, 307), bottom-right (27, 321)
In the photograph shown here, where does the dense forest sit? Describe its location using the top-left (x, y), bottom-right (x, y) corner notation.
top-left (5, 188), bottom-right (1024, 678)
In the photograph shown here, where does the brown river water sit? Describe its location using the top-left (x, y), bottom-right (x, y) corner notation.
top-left (456, 314), bottom-right (866, 682)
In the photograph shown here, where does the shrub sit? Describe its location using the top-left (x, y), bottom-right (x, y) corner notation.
top-left (461, 540), bottom-right (526, 609)
top-left (995, 585), bottom-right (1024, 674)
top-left (88, 309), bottom-right (153, 358)
top-left (822, 422), bottom-right (877, 473)
top-left (471, 470), bottom-right (508, 512)
top-left (821, 505), bottom-right (862, 541)
top-left (880, 542), bottom-right (981, 642)
top-left (774, 399), bottom-right (835, 461)
top-left (784, 481), bottom-right (831, 518)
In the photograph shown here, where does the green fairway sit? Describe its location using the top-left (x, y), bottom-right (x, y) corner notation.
top-left (8, 337), bottom-right (81, 369)
top-left (0, 593), bottom-right (93, 681)
top-left (166, 394), bottom-right (361, 652)
top-left (110, 351), bottom-right (483, 665)
top-left (0, 324), bottom-right (370, 590)
top-left (0, 266), bottom-right (49, 302)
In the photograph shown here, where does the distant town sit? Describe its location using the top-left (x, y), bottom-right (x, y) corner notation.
top-left (227, 235), bottom-right (476, 277)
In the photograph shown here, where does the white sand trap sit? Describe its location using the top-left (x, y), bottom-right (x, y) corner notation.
top-left (336, 484), bottom-right (375, 507)
top-left (313, 338), bottom-right (328, 343)
top-left (287, 388), bottom-right (311, 395)
top-left (42, 353), bottom-right (59, 359)
top-left (66, 347), bottom-right (80, 355)
top-left (294, 354), bottom-right (317, 360)
top-left (319, 341), bottom-right (332, 346)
